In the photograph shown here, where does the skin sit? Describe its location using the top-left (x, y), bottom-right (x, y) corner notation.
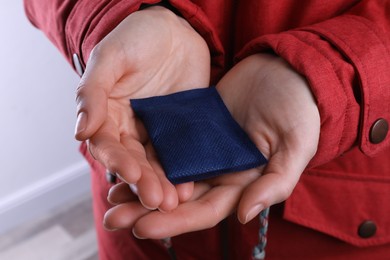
top-left (74, 5), bottom-right (321, 239)
top-left (74, 6), bottom-right (210, 212)
top-left (104, 53), bottom-right (321, 238)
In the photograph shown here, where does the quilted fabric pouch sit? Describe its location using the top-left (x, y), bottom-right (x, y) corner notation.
top-left (130, 87), bottom-right (267, 184)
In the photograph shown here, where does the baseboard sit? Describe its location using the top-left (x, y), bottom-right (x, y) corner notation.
top-left (0, 161), bottom-right (91, 235)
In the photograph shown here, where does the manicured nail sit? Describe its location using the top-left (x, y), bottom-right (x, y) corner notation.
top-left (243, 204), bottom-right (264, 224)
top-left (75, 112), bottom-right (87, 134)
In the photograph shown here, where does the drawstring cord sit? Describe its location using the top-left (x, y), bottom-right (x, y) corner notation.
top-left (161, 207), bottom-right (270, 260)
top-left (161, 237), bottom-right (177, 260)
top-left (252, 207), bottom-right (270, 260)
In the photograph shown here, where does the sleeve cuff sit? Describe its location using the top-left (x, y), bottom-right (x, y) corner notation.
top-left (236, 14), bottom-right (390, 166)
top-left (65, 0), bottom-right (160, 70)
top-left (65, 0), bottom-right (224, 82)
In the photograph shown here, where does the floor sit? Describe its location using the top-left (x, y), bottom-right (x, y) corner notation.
top-left (0, 193), bottom-right (98, 260)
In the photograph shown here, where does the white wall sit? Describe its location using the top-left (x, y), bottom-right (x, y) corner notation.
top-left (0, 1), bottom-right (90, 234)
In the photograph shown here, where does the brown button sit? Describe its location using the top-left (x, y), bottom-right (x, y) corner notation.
top-left (369, 118), bottom-right (388, 144)
top-left (358, 220), bottom-right (377, 238)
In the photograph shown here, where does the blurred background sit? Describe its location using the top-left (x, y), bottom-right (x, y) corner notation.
top-left (0, 1), bottom-right (97, 259)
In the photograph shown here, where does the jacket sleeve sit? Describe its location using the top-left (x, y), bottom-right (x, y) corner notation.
top-left (23, 0), bottom-right (224, 77)
top-left (236, 0), bottom-right (390, 167)
top-left (23, 0), bottom-right (159, 70)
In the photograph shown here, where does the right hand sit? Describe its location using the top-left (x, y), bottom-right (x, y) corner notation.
top-left (75, 6), bottom-right (210, 211)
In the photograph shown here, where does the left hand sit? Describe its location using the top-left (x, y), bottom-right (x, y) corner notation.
top-left (75, 6), bottom-right (210, 211)
top-left (104, 53), bottom-right (321, 238)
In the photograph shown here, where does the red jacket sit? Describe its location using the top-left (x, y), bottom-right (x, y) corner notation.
top-left (24, 0), bottom-right (390, 259)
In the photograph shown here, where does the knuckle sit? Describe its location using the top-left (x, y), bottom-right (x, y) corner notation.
top-left (199, 199), bottom-right (222, 228)
top-left (90, 42), bottom-right (111, 62)
top-left (75, 83), bottom-right (88, 105)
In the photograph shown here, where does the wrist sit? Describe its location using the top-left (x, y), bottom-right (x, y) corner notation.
top-left (138, 5), bottom-right (194, 31)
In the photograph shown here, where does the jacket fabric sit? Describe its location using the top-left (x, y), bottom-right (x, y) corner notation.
top-left (24, 0), bottom-right (390, 259)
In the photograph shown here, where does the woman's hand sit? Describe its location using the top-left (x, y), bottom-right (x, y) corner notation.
top-left (103, 53), bottom-right (321, 238)
top-left (217, 53), bottom-right (320, 223)
top-left (75, 6), bottom-right (210, 211)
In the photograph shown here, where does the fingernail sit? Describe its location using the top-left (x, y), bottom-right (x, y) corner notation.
top-left (143, 204), bottom-right (158, 211)
top-left (103, 221), bottom-right (118, 232)
top-left (115, 173), bottom-right (126, 183)
top-left (103, 225), bottom-right (118, 232)
top-left (132, 229), bottom-right (146, 239)
top-left (128, 183), bottom-right (139, 196)
top-left (157, 207), bottom-right (172, 214)
top-left (75, 112), bottom-right (87, 134)
top-left (243, 204), bottom-right (264, 224)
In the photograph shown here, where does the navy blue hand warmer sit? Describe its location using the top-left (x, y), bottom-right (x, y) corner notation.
top-left (130, 87), bottom-right (267, 184)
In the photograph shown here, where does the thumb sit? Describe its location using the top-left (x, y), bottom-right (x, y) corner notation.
top-left (237, 149), bottom-right (311, 224)
top-left (74, 50), bottom-right (116, 141)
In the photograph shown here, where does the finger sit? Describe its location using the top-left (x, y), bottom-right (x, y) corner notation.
top-left (150, 160), bottom-right (179, 212)
top-left (89, 120), bottom-right (141, 183)
top-left (237, 150), bottom-right (308, 224)
top-left (140, 143), bottom-right (180, 212)
top-left (75, 47), bottom-right (119, 141)
top-left (175, 182), bottom-right (194, 202)
top-left (137, 139), bottom-right (194, 208)
top-left (133, 184), bottom-right (242, 239)
top-left (107, 182), bottom-right (138, 205)
top-left (120, 137), bottom-right (163, 210)
top-left (103, 202), bottom-right (150, 231)
top-left (75, 85), bottom-right (107, 141)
